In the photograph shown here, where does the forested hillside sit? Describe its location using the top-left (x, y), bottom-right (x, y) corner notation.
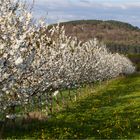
top-left (57, 20), bottom-right (140, 54)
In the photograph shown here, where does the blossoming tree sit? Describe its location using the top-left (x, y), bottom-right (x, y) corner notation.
top-left (0, 0), bottom-right (135, 121)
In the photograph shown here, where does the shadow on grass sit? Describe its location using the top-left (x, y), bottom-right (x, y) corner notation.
top-left (2, 74), bottom-right (140, 139)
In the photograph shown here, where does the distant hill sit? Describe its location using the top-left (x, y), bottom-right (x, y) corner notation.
top-left (58, 20), bottom-right (140, 54)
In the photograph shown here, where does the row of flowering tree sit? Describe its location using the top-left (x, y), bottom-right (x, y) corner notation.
top-left (0, 0), bottom-right (135, 121)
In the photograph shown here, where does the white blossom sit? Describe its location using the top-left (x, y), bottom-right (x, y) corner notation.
top-left (15, 57), bottom-right (23, 65)
top-left (53, 90), bottom-right (59, 97)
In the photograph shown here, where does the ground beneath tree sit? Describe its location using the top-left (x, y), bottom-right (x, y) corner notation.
top-left (3, 73), bottom-right (140, 139)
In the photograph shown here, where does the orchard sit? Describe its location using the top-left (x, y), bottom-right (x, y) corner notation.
top-left (0, 0), bottom-right (135, 122)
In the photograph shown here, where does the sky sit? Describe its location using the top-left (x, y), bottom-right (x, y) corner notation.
top-left (27, 0), bottom-right (140, 27)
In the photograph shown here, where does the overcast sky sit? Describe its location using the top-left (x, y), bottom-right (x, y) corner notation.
top-left (27, 0), bottom-right (140, 27)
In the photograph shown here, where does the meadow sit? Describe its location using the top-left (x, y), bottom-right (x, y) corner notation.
top-left (2, 73), bottom-right (140, 139)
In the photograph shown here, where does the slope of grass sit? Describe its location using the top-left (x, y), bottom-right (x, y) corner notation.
top-left (3, 73), bottom-right (140, 139)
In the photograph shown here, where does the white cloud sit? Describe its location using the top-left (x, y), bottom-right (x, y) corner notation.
top-left (26, 0), bottom-right (140, 27)
top-left (80, 0), bottom-right (90, 3)
top-left (33, 0), bottom-right (71, 8)
top-left (100, 2), bottom-right (140, 9)
top-left (28, 0), bottom-right (140, 9)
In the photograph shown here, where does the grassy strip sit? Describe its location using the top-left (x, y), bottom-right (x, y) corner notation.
top-left (3, 73), bottom-right (140, 139)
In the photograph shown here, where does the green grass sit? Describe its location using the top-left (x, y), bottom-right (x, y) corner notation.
top-left (2, 73), bottom-right (140, 139)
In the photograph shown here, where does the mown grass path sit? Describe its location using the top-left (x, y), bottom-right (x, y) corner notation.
top-left (4, 74), bottom-right (140, 139)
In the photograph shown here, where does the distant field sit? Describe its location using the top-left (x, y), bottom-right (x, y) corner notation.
top-left (3, 73), bottom-right (140, 139)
